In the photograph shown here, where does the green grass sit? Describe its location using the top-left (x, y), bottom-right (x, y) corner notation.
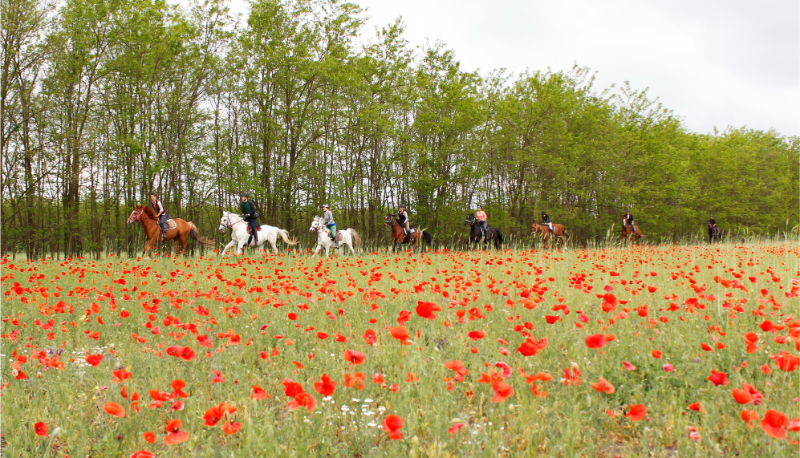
top-left (2, 242), bottom-right (798, 457)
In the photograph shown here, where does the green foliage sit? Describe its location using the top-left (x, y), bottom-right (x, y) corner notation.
top-left (1, 0), bottom-right (797, 257)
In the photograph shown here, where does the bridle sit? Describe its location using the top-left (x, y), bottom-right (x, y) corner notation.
top-left (220, 213), bottom-right (245, 230)
top-left (127, 208), bottom-right (145, 224)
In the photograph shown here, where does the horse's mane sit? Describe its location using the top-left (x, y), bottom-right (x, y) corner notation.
top-left (141, 205), bottom-right (156, 219)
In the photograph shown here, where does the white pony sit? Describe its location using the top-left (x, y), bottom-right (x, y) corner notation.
top-left (218, 211), bottom-right (299, 255)
top-left (309, 215), bottom-right (361, 256)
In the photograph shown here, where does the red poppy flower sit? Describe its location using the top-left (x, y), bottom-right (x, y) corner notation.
top-left (590, 377), bottom-right (615, 394)
top-left (104, 402), bottom-right (126, 417)
top-left (34, 421), bottom-right (47, 437)
top-left (130, 452), bottom-right (155, 458)
top-left (732, 387), bottom-right (753, 404)
top-left (700, 343), bottom-right (714, 352)
top-left (203, 402), bottom-right (237, 427)
top-left (415, 301), bottom-right (440, 320)
top-left (775, 351), bottom-right (800, 372)
top-left (651, 350), bottom-right (662, 359)
top-left (314, 373), bottom-right (337, 396)
top-left (444, 360), bottom-right (469, 378)
top-left (143, 432), bottom-right (156, 444)
top-left (316, 332), bottom-right (329, 339)
top-left (467, 330), bottom-right (486, 341)
top-left (585, 334), bottom-right (607, 349)
top-left (222, 420), bottom-right (241, 435)
top-left (625, 404), bottom-right (647, 422)
top-left (382, 415), bottom-right (404, 440)
top-left (448, 423), bottom-right (466, 434)
top-left (761, 409), bottom-right (789, 439)
top-left (491, 381), bottom-right (514, 403)
top-left (288, 391), bottom-right (317, 412)
top-left (85, 354), bottom-right (103, 367)
top-left (163, 419), bottom-right (189, 445)
top-left (283, 378), bottom-right (304, 397)
top-left (343, 349), bottom-right (365, 365)
top-left (372, 373), bottom-right (385, 384)
top-left (524, 371), bottom-right (553, 383)
top-left (390, 326), bottom-right (411, 345)
top-left (251, 385), bottom-right (270, 400)
top-left (179, 346), bottom-right (196, 361)
top-left (741, 409), bottom-right (758, 429)
top-left (516, 336), bottom-right (548, 356)
top-left (623, 361), bottom-right (637, 371)
top-left (707, 370), bottom-right (729, 386)
top-left (545, 315), bottom-right (560, 324)
top-left (688, 402), bottom-right (704, 412)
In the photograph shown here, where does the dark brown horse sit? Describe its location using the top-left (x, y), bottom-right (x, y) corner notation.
top-left (127, 205), bottom-right (214, 256)
top-left (621, 220), bottom-right (643, 245)
top-left (531, 223), bottom-right (568, 247)
top-left (383, 214), bottom-right (432, 251)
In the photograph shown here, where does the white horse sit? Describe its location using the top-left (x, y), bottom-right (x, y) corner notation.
top-left (218, 211), bottom-right (299, 255)
top-left (309, 216), bottom-right (361, 256)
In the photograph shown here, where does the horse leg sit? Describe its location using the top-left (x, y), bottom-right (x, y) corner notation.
top-left (270, 239), bottom-right (278, 254)
top-left (237, 241), bottom-right (246, 256)
top-left (221, 240), bottom-right (237, 256)
top-left (180, 235), bottom-right (188, 256)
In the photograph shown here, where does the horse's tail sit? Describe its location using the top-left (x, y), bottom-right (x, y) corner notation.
top-left (189, 222), bottom-right (215, 248)
top-left (496, 229), bottom-right (504, 244)
top-left (277, 229), bottom-right (300, 246)
top-left (422, 230), bottom-right (433, 246)
top-left (349, 229), bottom-right (362, 248)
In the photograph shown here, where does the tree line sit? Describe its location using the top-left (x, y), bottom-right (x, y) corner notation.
top-left (2, 0), bottom-right (798, 258)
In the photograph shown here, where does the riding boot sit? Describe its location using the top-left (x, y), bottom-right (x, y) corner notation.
top-left (246, 234), bottom-right (254, 247)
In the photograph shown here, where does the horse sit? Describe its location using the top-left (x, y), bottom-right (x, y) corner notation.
top-left (464, 213), bottom-right (504, 249)
top-left (127, 204), bottom-right (214, 257)
top-left (621, 219), bottom-right (643, 245)
top-left (708, 223), bottom-right (722, 244)
top-left (383, 214), bottom-right (432, 251)
top-left (218, 211), bottom-right (299, 255)
top-left (309, 216), bottom-right (361, 256)
top-left (531, 222), bottom-right (568, 247)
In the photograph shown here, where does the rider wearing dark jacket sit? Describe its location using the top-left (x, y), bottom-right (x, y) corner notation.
top-left (541, 211), bottom-right (553, 234)
top-left (708, 216), bottom-right (717, 228)
top-left (398, 204), bottom-right (411, 242)
top-left (240, 193), bottom-right (260, 247)
top-left (625, 211), bottom-right (636, 232)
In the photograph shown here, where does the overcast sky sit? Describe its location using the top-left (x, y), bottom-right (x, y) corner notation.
top-left (212, 0), bottom-right (799, 136)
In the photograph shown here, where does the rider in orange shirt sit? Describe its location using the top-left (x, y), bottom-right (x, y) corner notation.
top-left (476, 205), bottom-right (488, 237)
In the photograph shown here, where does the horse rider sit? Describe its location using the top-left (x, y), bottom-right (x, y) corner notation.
top-left (624, 210), bottom-right (636, 233)
top-left (476, 205), bottom-right (488, 238)
top-left (149, 193), bottom-right (168, 239)
top-left (541, 211), bottom-right (553, 235)
top-left (240, 193), bottom-right (260, 247)
top-left (708, 215), bottom-right (717, 229)
top-left (398, 204), bottom-right (411, 242)
top-left (322, 204), bottom-right (339, 248)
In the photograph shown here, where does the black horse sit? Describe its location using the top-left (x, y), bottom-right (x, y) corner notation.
top-left (465, 214), bottom-right (504, 249)
top-left (708, 223), bottom-right (722, 244)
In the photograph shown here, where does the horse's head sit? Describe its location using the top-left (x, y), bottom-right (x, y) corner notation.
top-left (309, 218), bottom-right (321, 232)
top-left (530, 222), bottom-right (540, 233)
top-left (465, 214), bottom-right (475, 226)
top-left (219, 212), bottom-right (231, 233)
top-left (127, 205), bottom-right (145, 225)
top-left (383, 214), bottom-right (394, 227)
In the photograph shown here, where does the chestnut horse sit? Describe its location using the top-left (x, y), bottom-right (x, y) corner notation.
top-left (621, 220), bottom-right (643, 245)
top-left (127, 205), bottom-right (214, 256)
top-left (383, 214), bottom-right (432, 251)
top-left (531, 223), bottom-right (568, 247)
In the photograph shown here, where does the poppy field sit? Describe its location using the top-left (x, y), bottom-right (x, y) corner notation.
top-left (2, 243), bottom-right (799, 457)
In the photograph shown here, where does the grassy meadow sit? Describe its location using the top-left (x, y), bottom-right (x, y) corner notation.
top-left (2, 242), bottom-right (798, 457)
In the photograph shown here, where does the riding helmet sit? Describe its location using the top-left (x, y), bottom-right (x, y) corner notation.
top-left (477, 204), bottom-right (483, 209)
top-left (321, 204), bottom-right (329, 209)
top-left (399, 204), bottom-right (405, 209)
top-left (240, 192), bottom-right (249, 198)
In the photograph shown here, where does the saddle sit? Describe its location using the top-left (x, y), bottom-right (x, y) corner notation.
top-left (165, 219), bottom-right (177, 231)
top-left (328, 232), bottom-right (343, 242)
